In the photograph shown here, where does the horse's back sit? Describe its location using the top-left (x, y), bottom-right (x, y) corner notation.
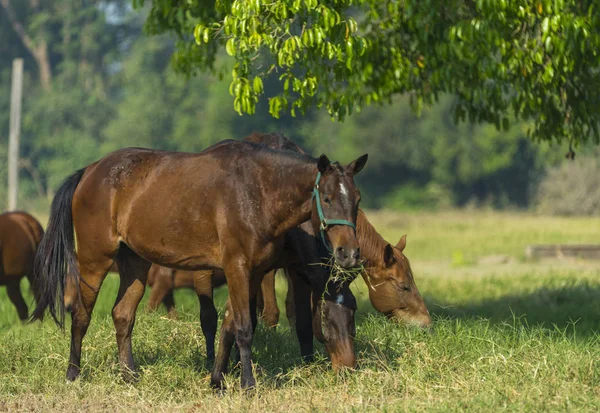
top-left (71, 139), bottom-right (306, 270)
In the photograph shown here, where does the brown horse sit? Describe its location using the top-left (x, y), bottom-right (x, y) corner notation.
top-left (0, 211), bottom-right (44, 321)
top-left (143, 133), bottom-right (430, 366)
top-left (32, 140), bottom-right (367, 389)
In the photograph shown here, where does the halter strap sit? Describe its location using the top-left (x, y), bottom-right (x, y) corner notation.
top-left (311, 172), bottom-right (356, 252)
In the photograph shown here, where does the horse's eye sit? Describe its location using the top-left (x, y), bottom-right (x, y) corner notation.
top-left (324, 197), bottom-right (332, 206)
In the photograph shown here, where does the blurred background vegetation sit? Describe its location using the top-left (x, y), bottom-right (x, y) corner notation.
top-left (1, 1), bottom-right (598, 215)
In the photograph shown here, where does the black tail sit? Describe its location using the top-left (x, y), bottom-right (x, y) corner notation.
top-left (30, 168), bottom-right (86, 328)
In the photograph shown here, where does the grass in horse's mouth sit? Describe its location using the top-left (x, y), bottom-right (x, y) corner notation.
top-left (310, 256), bottom-right (368, 296)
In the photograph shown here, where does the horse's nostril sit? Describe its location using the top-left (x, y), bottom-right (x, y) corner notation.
top-left (336, 247), bottom-right (348, 259)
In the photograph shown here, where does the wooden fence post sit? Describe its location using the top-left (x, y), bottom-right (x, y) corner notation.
top-left (7, 58), bottom-right (24, 211)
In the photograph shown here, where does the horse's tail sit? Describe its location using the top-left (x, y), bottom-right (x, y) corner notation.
top-left (30, 168), bottom-right (86, 328)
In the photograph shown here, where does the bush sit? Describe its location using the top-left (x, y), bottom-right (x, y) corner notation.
top-left (536, 157), bottom-right (600, 216)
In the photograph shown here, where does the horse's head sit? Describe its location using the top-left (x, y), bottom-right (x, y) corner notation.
top-left (312, 154), bottom-right (368, 268)
top-left (365, 235), bottom-right (431, 328)
top-left (312, 278), bottom-right (357, 371)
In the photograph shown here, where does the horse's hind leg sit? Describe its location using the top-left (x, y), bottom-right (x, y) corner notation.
top-left (193, 271), bottom-right (217, 365)
top-left (113, 245), bottom-right (151, 381)
top-left (68, 260), bottom-right (112, 381)
top-left (285, 272), bottom-right (296, 330)
top-left (147, 272), bottom-right (176, 316)
top-left (161, 290), bottom-right (176, 317)
top-left (210, 298), bottom-right (236, 388)
top-left (259, 270), bottom-right (279, 328)
top-left (6, 280), bottom-right (28, 321)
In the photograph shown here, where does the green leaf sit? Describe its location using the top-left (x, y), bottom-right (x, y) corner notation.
top-left (225, 38), bottom-right (236, 56)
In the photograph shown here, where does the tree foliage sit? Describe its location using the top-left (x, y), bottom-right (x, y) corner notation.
top-left (138, 0), bottom-right (600, 145)
top-left (0, 0), bottom-right (572, 211)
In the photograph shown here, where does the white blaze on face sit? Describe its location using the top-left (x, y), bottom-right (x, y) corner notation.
top-left (339, 181), bottom-right (352, 209)
top-left (339, 182), bottom-right (349, 197)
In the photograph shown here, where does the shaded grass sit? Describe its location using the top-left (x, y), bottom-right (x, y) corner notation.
top-left (1, 210), bottom-right (600, 411)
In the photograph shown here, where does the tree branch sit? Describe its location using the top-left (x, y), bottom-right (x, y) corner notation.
top-left (0, 0), bottom-right (36, 53)
top-left (18, 158), bottom-right (46, 199)
top-left (0, 0), bottom-right (52, 90)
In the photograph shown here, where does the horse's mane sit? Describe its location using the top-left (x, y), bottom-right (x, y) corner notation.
top-left (244, 132), bottom-right (307, 155)
top-left (356, 210), bottom-right (389, 266)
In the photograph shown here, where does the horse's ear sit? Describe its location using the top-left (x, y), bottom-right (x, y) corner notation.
top-left (396, 234), bottom-right (407, 252)
top-left (317, 154), bottom-right (331, 173)
top-left (384, 244), bottom-right (395, 266)
top-left (347, 154), bottom-right (368, 175)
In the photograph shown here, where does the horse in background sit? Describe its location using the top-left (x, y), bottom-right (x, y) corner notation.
top-left (0, 211), bottom-right (44, 321)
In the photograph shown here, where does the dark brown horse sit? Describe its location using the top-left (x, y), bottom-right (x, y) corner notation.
top-left (0, 211), bottom-right (44, 321)
top-left (32, 140), bottom-right (367, 389)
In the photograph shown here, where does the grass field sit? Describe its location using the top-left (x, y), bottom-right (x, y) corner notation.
top-left (1, 209), bottom-right (599, 411)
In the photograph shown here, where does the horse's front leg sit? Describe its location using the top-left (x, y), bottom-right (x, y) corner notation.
top-left (287, 268), bottom-right (314, 362)
top-left (211, 258), bottom-right (256, 389)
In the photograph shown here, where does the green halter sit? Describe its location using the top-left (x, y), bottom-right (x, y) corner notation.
top-left (311, 172), bottom-right (356, 252)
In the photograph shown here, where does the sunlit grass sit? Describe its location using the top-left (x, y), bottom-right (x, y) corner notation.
top-left (1, 209), bottom-right (599, 411)
top-left (367, 208), bottom-right (600, 262)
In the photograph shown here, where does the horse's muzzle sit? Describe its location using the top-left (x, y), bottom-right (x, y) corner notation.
top-left (335, 247), bottom-right (360, 268)
top-left (328, 338), bottom-right (356, 371)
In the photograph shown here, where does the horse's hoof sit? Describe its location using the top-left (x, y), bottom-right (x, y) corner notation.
top-left (66, 366), bottom-right (80, 381)
top-left (301, 354), bottom-right (314, 364)
top-left (122, 369), bottom-right (140, 384)
top-left (241, 376), bottom-right (256, 390)
top-left (210, 374), bottom-right (225, 390)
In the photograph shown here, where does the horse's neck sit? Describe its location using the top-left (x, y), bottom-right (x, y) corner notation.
top-left (262, 159), bottom-right (316, 238)
top-left (356, 211), bottom-right (387, 267)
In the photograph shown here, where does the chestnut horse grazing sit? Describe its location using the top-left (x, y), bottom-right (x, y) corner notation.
top-left (32, 140), bottom-right (367, 389)
top-left (0, 211), bottom-right (44, 320)
top-left (354, 211), bottom-right (430, 326)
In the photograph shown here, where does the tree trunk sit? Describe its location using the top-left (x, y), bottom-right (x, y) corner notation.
top-left (33, 40), bottom-right (52, 90)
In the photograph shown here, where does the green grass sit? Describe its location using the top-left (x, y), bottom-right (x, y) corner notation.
top-left (367, 209), bottom-right (600, 261)
top-left (1, 210), bottom-right (600, 411)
